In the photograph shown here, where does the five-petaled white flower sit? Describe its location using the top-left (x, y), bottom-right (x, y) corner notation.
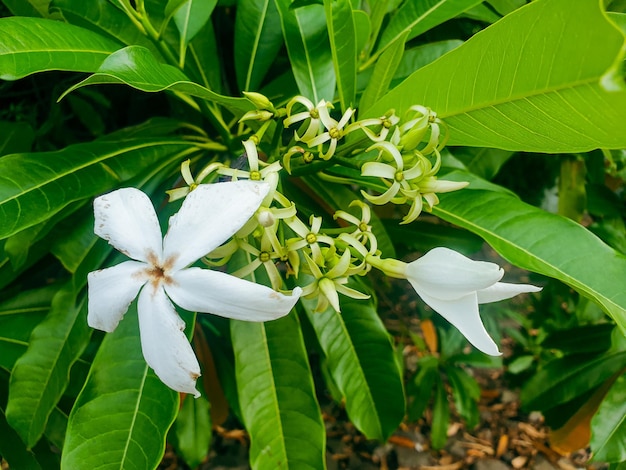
top-left (87, 182), bottom-right (302, 397)
top-left (404, 248), bottom-right (541, 356)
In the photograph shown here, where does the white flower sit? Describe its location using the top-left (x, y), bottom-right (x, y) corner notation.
top-left (403, 247), bottom-right (541, 356)
top-left (87, 182), bottom-right (302, 397)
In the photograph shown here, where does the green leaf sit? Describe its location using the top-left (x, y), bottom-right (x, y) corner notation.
top-left (231, 313), bottom-right (325, 470)
top-left (433, 188), bottom-right (626, 333)
top-left (0, 134), bottom-right (194, 240)
top-left (173, 0), bottom-right (216, 46)
top-left (407, 356), bottom-right (438, 421)
top-left (324, 0), bottom-right (357, 111)
top-left (431, 379), bottom-right (450, 449)
top-left (451, 147), bottom-right (514, 180)
top-left (6, 284), bottom-right (89, 448)
top-left (445, 366), bottom-right (480, 428)
top-left (368, 0), bottom-right (626, 152)
top-left (303, 295), bottom-right (405, 441)
top-left (0, 285), bottom-right (57, 372)
top-left (521, 351), bottom-right (626, 411)
top-left (49, 0), bottom-right (160, 56)
top-left (60, 45), bottom-right (253, 114)
top-left (61, 302), bottom-right (179, 469)
top-left (0, 408), bottom-right (43, 470)
top-left (591, 373), bottom-right (626, 462)
top-left (2, 0), bottom-right (52, 18)
top-left (369, 0), bottom-right (482, 67)
top-left (392, 39), bottom-right (463, 82)
top-left (274, 0), bottom-right (336, 102)
top-left (186, 18), bottom-right (223, 92)
top-left (0, 121), bottom-right (34, 156)
top-left (359, 30), bottom-right (408, 113)
top-left (0, 16), bottom-right (121, 80)
top-left (174, 392), bottom-right (212, 468)
top-left (234, 0), bottom-right (283, 91)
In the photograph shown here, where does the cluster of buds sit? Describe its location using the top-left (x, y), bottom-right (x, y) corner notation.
top-left (164, 93), bottom-right (541, 359)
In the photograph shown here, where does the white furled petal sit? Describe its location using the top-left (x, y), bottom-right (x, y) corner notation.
top-left (166, 267), bottom-right (301, 321)
top-left (94, 188), bottom-right (163, 262)
top-left (87, 260), bottom-right (148, 332)
top-left (415, 289), bottom-right (501, 356)
top-left (406, 247), bottom-right (504, 300)
top-left (163, 181), bottom-right (269, 271)
top-left (137, 285), bottom-right (201, 397)
top-left (478, 282), bottom-right (542, 304)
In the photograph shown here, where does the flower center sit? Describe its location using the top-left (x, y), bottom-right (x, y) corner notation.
top-left (329, 127), bottom-right (342, 140)
top-left (309, 109), bottom-right (319, 119)
top-left (259, 251), bottom-right (271, 263)
top-left (394, 171), bottom-right (404, 182)
top-left (306, 233), bottom-right (317, 244)
top-left (249, 170), bottom-right (262, 181)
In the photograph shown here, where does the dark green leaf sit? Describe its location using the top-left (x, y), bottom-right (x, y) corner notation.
top-left (231, 313), bottom-right (326, 469)
top-left (61, 302), bottom-right (179, 469)
top-left (174, 392), bottom-right (212, 468)
top-left (0, 121), bottom-right (34, 156)
top-left (274, 0), bottom-right (336, 102)
top-left (445, 366), bottom-right (480, 428)
top-left (303, 294), bottom-right (405, 441)
top-left (173, 0), bottom-right (217, 48)
top-left (0, 134), bottom-right (194, 240)
top-left (324, 0), bottom-right (357, 111)
top-left (431, 380), bottom-right (450, 449)
top-left (591, 372), bottom-right (626, 462)
top-left (368, 0), bottom-right (626, 152)
top-left (60, 45), bottom-right (253, 114)
top-left (234, 0), bottom-right (283, 91)
top-left (0, 16), bottom-right (120, 80)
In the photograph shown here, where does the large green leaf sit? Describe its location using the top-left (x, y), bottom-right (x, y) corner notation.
top-left (359, 30), bottom-right (408, 113)
top-left (234, 0), bottom-right (283, 91)
top-left (49, 0), bottom-right (159, 55)
top-left (231, 313), bottom-right (325, 470)
top-left (432, 188), bottom-right (626, 332)
top-left (365, 0), bottom-right (482, 68)
top-left (173, 0), bottom-right (217, 66)
top-left (274, 0), bottom-right (336, 103)
top-left (0, 135), bottom-right (194, 240)
top-left (368, 0), bottom-right (626, 152)
top-left (61, 302), bottom-right (179, 469)
top-left (60, 45), bottom-right (253, 114)
top-left (0, 121), bottom-right (34, 156)
top-left (6, 285), bottom-right (88, 448)
top-left (0, 16), bottom-right (121, 80)
top-left (591, 372), bottom-right (626, 463)
top-left (5, 228), bottom-right (110, 449)
top-left (324, 0), bottom-right (357, 111)
top-left (303, 295), bottom-right (405, 441)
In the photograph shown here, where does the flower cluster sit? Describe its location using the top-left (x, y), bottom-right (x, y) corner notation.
top-left (87, 94), bottom-right (541, 396)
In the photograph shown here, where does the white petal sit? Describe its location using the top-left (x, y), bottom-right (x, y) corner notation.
top-left (163, 181), bottom-right (269, 271)
top-left (94, 188), bottom-right (163, 262)
top-left (414, 288), bottom-right (501, 356)
top-left (165, 267), bottom-right (301, 321)
top-left (478, 282), bottom-right (542, 304)
top-left (87, 261), bottom-right (147, 332)
top-left (137, 285), bottom-right (201, 397)
top-left (406, 247), bottom-right (504, 300)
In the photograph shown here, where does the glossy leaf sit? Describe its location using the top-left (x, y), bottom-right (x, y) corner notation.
top-left (303, 295), bottom-right (405, 441)
top-left (60, 45), bottom-right (253, 114)
top-left (368, 0), bottom-right (626, 152)
top-left (521, 350), bottom-right (626, 411)
top-left (61, 302), bottom-right (179, 469)
top-left (174, 393), bottom-right (212, 468)
top-left (359, 30), bottom-right (407, 113)
top-left (370, 0), bottom-right (482, 66)
top-left (274, 0), bottom-right (336, 102)
top-left (0, 408), bottom-right (42, 470)
top-left (173, 0), bottom-right (217, 50)
top-left (231, 313), bottom-right (325, 469)
top-left (431, 379), bottom-right (450, 449)
top-left (0, 135), bottom-right (193, 240)
top-left (324, 0), bottom-right (356, 111)
top-left (6, 284), bottom-right (88, 448)
top-left (392, 39), bottom-right (463, 82)
top-left (591, 373), bottom-right (626, 462)
top-left (234, 0), bottom-right (283, 91)
top-left (433, 189), bottom-right (626, 333)
top-left (0, 16), bottom-right (120, 80)
top-left (49, 0), bottom-right (159, 55)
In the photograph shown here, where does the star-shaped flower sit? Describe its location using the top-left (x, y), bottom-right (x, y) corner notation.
top-left (88, 182), bottom-right (302, 397)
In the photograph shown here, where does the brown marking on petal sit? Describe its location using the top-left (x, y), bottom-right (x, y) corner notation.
top-left (190, 371), bottom-right (200, 380)
top-left (269, 291), bottom-right (281, 300)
